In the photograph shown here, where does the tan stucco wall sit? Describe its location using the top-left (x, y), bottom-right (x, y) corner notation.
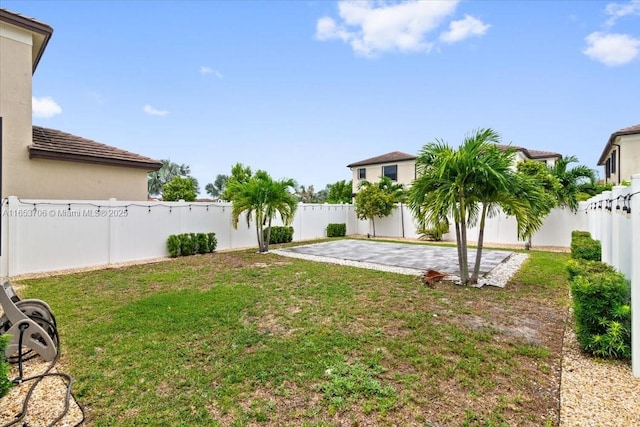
top-left (619, 134), bottom-right (640, 183)
top-left (21, 159), bottom-right (150, 200)
top-left (0, 22), bottom-right (33, 200)
top-left (351, 159), bottom-right (415, 193)
top-left (1, 22), bottom-right (152, 201)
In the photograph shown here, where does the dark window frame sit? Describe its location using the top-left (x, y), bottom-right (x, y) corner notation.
top-left (382, 164), bottom-right (398, 181)
top-left (357, 168), bottom-right (366, 180)
top-left (611, 150), bottom-right (616, 174)
top-left (605, 158), bottom-right (611, 179)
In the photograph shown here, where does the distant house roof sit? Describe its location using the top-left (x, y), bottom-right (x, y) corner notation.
top-left (0, 8), bottom-right (53, 74)
top-left (347, 151), bottom-right (416, 168)
top-left (29, 126), bottom-right (163, 171)
top-left (494, 144), bottom-right (562, 160)
top-left (597, 124), bottom-right (640, 166)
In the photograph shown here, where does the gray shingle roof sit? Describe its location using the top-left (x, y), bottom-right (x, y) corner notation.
top-left (494, 144), bottom-right (561, 160)
top-left (347, 151), bottom-right (416, 168)
top-left (29, 126), bottom-right (162, 171)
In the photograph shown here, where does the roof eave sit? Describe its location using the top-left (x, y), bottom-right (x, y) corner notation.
top-left (598, 128), bottom-right (640, 165)
top-left (0, 9), bottom-right (54, 74)
top-left (28, 147), bottom-right (163, 171)
top-left (347, 157), bottom-right (416, 168)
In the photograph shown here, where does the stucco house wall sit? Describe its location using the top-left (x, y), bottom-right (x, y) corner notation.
top-left (598, 125), bottom-right (640, 185)
top-left (0, 17), bottom-right (35, 199)
top-left (347, 151), bottom-right (416, 195)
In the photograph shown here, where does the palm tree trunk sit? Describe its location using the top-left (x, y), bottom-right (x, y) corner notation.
top-left (459, 197), bottom-right (469, 285)
top-left (470, 203), bottom-right (488, 284)
top-left (265, 217), bottom-right (273, 252)
top-left (256, 212), bottom-right (266, 252)
top-left (454, 220), bottom-right (463, 279)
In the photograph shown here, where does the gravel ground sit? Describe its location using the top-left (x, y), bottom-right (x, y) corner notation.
top-left (560, 315), bottom-right (640, 427)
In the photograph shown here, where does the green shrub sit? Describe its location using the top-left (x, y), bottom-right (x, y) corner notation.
top-left (571, 271), bottom-right (631, 359)
top-left (167, 232), bottom-right (216, 257)
top-left (566, 259), bottom-right (616, 281)
top-left (570, 231), bottom-right (601, 261)
top-left (179, 233), bottom-right (197, 256)
top-left (417, 220), bottom-right (450, 241)
top-left (195, 233), bottom-right (210, 254)
top-left (207, 233), bottom-right (217, 252)
top-left (264, 226), bottom-right (294, 244)
top-left (166, 235), bottom-right (181, 257)
top-left (326, 223), bottom-right (346, 238)
top-left (1, 334), bottom-right (12, 398)
top-left (571, 230), bottom-right (591, 239)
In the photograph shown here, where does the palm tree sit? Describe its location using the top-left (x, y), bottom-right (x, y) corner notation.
top-left (548, 155), bottom-right (595, 212)
top-left (148, 160), bottom-right (193, 197)
top-left (408, 128), bottom-right (546, 285)
top-left (229, 170), bottom-right (298, 253)
top-left (205, 174), bottom-right (228, 198)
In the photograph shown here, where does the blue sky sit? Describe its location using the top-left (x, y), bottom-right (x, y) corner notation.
top-left (5, 0), bottom-right (640, 196)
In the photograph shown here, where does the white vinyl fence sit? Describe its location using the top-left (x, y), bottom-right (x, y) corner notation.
top-left (1, 196), bottom-right (588, 279)
top-left (582, 174), bottom-right (640, 377)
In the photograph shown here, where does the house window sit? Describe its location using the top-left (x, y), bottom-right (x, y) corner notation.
top-left (605, 158), bottom-right (611, 179)
top-left (611, 150), bottom-right (616, 174)
top-left (357, 168), bottom-right (366, 180)
top-left (382, 165), bottom-right (398, 181)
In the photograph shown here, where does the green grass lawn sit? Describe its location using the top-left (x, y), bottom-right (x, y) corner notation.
top-left (16, 243), bottom-right (570, 426)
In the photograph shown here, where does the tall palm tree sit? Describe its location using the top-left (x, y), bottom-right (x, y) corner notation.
top-left (408, 128), bottom-right (546, 285)
top-left (229, 170), bottom-right (298, 253)
top-left (148, 160), bottom-right (193, 197)
top-left (548, 155), bottom-right (595, 212)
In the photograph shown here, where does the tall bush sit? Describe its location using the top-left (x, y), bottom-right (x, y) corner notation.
top-left (263, 226), bottom-right (294, 245)
top-left (326, 223), bottom-right (346, 238)
top-left (1, 334), bottom-right (12, 398)
top-left (570, 272), bottom-right (631, 359)
top-left (570, 231), bottom-right (601, 261)
top-left (166, 233), bottom-right (216, 258)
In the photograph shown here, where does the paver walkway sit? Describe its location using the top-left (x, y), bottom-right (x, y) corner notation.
top-left (275, 240), bottom-right (513, 276)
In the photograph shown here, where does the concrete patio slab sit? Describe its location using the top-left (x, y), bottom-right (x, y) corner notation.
top-left (274, 239), bottom-right (513, 276)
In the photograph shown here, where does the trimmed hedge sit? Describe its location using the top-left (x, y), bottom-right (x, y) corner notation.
top-left (570, 272), bottom-right (631, 359)
top-left (1, 334), bottom-right (11, 398)
top-left (568, 231), bottom-right (631, 359)
top-left (166, 233), bottom-right (217, 257)
top-left (263, 226), bottom-right (294, 245)
top-left (326, 223), bottom-right (346, 238)
top-left (570, 230), bottom-right (601, 261)
top-left (566, 259), bottom-right (616, 281)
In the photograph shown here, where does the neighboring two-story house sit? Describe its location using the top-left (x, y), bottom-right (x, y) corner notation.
top-left (347, 145), bottom-right (561, 194)
top-left (597, 124), bottom-right (640, 185)
top-left (0, 9), bottom-right (161, 200)
top-left (347, 151), bottom-right (417, 195)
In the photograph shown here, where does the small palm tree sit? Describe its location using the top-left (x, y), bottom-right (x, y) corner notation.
top-left (408, 128), bottom-right (547, 285)
top-left (548, 155), bottom-right (595, 212)
top-left (229, 170), bottom-right (298, 253)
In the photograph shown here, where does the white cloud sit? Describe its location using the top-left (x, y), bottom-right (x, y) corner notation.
top-left (86, 90), bottom-right (105, 105)
top-left (143, 104), bottom-right (169, 116)
top-left (32, 96), bottom-right (62, 118)
top-left (315, 0), bottom-right (464, 56)
top-left (605, 0), bottom-right (640, 27)
top-left (200, 66), bottom-right (223, 78)
top-left (583, 32), bottom-right (640, 65)
top-left (439, 14), bottom-right (490, 43)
